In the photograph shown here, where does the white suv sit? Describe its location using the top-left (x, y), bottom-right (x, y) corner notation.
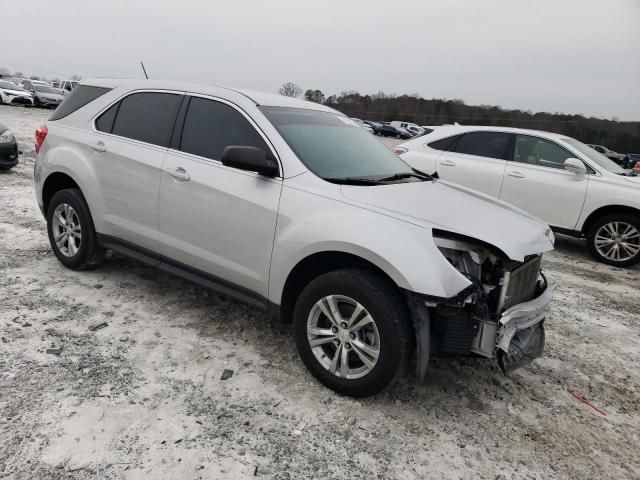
top-left (34, 80), bottom-right (555, 396)
top-left (397, 126), bottom-right (640, 267)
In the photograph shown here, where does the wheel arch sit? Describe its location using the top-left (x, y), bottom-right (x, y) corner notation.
top-left (581, 205), bottom-right (640, 235)
top-left (277, 251), bottom-right (402, 325)
top-left (42, 171), bottom-right (83, 214)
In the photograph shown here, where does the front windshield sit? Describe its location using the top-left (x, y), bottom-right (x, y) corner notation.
top-left (260, 106), bottom-right (413, 181)
top-left (0, 81), bottom-right (20, 90)
top-left (562, 137), bottom-right (626, 174)
top-left (34, 85), bottom-right (58, 94)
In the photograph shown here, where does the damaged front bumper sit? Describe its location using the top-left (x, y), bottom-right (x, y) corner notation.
top-left (408, 277), bottom-right (554, 382)
top-left (496, 283), bottom-right (554, 372)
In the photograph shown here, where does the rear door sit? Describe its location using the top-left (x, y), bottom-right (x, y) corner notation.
top-left (91, 91), bottom-right (183, 253)
top-left (158, 95), bottom-right (282, 298)
top-left (436, 131), bottom-right (512, 197)
top-left (499, 134), bottom-right (589, 229)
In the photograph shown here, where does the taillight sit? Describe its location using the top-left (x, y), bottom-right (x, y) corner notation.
top-left (394, 146), bottom-right (408, 156)
top-left (35, 124), bottom-right (48, 153)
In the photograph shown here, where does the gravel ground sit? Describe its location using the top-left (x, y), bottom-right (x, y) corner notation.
top-left (1, 104), bottom-right (639, 479)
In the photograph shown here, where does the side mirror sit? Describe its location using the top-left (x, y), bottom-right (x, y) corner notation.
top-left (564, 158), bottom-right (587, 176)
top-left (221, 146), bottom-right (279, 177)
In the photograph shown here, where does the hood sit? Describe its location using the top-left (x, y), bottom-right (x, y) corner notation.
top-left (340, 179), bottom-right (554, 261)
top-left (624, 175), bottom-right (640, 185)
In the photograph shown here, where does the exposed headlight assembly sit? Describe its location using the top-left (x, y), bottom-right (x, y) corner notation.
top-left (432, 231), bottom-right (499, 284)
top-left (0, 130), bottom-right (15, 144)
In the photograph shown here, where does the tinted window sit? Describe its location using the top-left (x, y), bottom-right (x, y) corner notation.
top-left (513, 135), bottom-right (574, 169)
top-left (112, 92), bottom-right (182, 147)
top-left (428, 134), bottom-right (462, 151)
top-left (180, 97), bottom-right (268, 161)
top-left (95, 102), bottom-right (119, 133)
top-left (50, 85), bottom-right (111, 121)
top-left (455, 131), bottom-right (511, 159)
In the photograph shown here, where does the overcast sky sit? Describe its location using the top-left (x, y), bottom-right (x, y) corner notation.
top-left (3, 0), bottom-right (639, 120)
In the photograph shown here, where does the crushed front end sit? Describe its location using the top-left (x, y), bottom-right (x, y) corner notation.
top-left (410, 231), bottom-right (554, 380)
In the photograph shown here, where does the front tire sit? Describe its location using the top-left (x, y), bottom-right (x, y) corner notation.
top-left (46, 188), bottom-right (104, 270)
top-left (293, 269), bottom-right (410, 397)
top-left (587, 213), bottom-right (640, 267)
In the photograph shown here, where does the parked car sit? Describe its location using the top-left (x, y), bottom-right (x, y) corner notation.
top-left (587, 144), bottom-right (629, 167)
top-left (16, 79), bottom-right (49, 94)
top-left (0, 124), bottom-right (19, 169)
top-left (397, 126), bottom-right (640, 267)
top-left (59, 80), bottom-right (78, 93)
top-left (390, 121), bottom-right (424, 136)
top-left (32, 85), bottom-right (64, 108)
top-left (34, 79), bottom-right (555, 397)
top-left (377, 122), bottom-right (413, 139)
top-left (349, 118), bottom-right (374, 134)
top-left (0, 80), bottom-right (34, 106)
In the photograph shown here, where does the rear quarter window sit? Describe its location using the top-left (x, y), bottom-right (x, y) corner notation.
top-left (49, 85), bottom-right (111, 121)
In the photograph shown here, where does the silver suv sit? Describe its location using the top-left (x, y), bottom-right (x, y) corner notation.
top-left (34, 79), bottom-right (555, 397)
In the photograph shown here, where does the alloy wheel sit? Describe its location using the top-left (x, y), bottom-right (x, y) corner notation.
top-left (51, 203), bottom-right (82, 257)
top-left (594, 221), bottom-right (640, 262)
top-left (307, 295), bottom-right (380, 380)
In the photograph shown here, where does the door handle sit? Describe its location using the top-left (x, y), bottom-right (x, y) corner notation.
top-left (164, 167), bottom-right (190, 182)
top-left (90, 141), bottom-right (106, 153)
top-left (508, 171), bottom-right (525, 178)
top-left (440, 160), bottom-right (456, 166)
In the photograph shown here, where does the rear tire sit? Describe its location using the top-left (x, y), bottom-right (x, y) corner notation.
top-left (293, 269), bottom-right (410, 397)
top-left (586, 213), bottom-right (640, 267)
top-left (46, 188), bottom-right (104, 270)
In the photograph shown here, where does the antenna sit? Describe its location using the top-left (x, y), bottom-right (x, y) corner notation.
top-left (140, 61), bottom-right (149, 80)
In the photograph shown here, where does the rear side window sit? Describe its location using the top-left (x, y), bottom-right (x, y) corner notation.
top-left (455, 131), bottom-right (511, 160)
top-left (95, 102), bottom-right (119, 133)
top-left (111, 92), bottom-right (182, 147)
top-left (428, 134), bottom-right (461, 151)
top-left (49, 85), bottom-right (111, 121)
top-left (179, 97), bottom-right (268, 161)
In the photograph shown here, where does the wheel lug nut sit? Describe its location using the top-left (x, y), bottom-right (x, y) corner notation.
top-left (345, 342), bottom-right (351, 350)
top-left (331, 326), bottom-right (338, 334)
top-left (340, 322), bottom-right (347, 329)
top-left (349, 332), bottom-right (355, 340)
top-left (333, 339), bottom-right (340, 346)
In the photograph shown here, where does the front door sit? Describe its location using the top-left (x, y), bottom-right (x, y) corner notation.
top-left (158, 96), bottom-right (282, 298)
top-left (500, 134), bottom-right (589, 229)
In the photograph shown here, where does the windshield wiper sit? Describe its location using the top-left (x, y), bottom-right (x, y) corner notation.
top-left (377, 169), bottom-right (434, 183)
top-left (323, 177), bottom-right (382, 186)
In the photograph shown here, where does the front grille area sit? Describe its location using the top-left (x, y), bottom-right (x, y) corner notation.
top-left (503, 255), bottom-right (541, 310)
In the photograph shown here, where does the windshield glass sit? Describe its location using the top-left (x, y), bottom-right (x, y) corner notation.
top-left (0, 81), bottom-right (22, 90)
top-left (34, 85), bottom-right (58, 94)
top-left (562, 137), bottom-right (626, 174)
top-left (260, 106), bottom-right (413, 181)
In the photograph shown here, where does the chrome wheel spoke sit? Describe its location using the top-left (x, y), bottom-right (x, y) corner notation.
top-left (340, 345), bottom-right (350, 378)
top-left (309, 335), bottom-right (337, 347)
top-left (347, 303), bottom-right (365, 328)
top-left (350, 314), bottom-right (374, 332)
top-left (351, 342), bottom-right (376, 369)
top-left (352, 339), bottom-right (379, 360)
top-left (329, 344), bottom-right (342, 374)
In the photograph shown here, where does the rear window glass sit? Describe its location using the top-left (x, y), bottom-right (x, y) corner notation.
top-left (95, 102), bottom-right (120, 133)
top-left (455, 131), bottom-right (511, 160)
top-left (49, 85), bottom-right (111, 121)
top-left (111, 92), bottom-right (182, 147)
top-left (428, 134), bottom-right (461, 151)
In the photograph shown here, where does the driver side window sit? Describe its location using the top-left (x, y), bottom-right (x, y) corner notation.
top-left (513, 135), bottom-right (573, 170)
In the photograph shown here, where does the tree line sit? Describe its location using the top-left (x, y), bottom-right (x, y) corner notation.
top-left (279, 82), bottom-right (640, 153)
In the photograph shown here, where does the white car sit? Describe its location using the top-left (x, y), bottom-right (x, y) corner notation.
top-left (390, 121), bottom-right (424, 136)
top-left (349, 117), bottom-right (374, 134)
top-left (397, 126), bottom-right (640, 267)
top-left (0, 80), bottom-right (34, 106)
top-left (33, 79), bottom-right (555, 396)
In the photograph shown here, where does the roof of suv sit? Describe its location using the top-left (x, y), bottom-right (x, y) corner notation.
top-left (80, 78), bottom-right (336, 113)
top-left (419, 124), bottom-right (570, 141)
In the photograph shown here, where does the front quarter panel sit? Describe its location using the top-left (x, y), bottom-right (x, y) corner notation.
top-left (576, 174), bottom-right (640, 230)
top-left (269, 182), bottom-right (472, 304)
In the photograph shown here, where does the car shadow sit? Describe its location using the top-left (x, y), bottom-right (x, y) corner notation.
top-left (553, 233), bottom-right (640, 272)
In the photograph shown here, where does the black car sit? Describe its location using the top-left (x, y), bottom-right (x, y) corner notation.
top-left (0, 124), bottom-right (19, 170)
top-left (366, 121), bottom-right (411, 138)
